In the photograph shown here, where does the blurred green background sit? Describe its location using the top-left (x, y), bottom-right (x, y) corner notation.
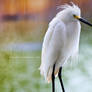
top-left (0, 0), bottom-right (92, 92)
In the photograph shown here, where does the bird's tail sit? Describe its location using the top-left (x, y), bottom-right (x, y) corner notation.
top-left (39, 64), bottom-right (52, 83)
top-left (39, 64), bottom-right (59, 83)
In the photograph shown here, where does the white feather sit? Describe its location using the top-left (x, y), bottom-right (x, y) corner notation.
top-left (40, 3), bottom-right (81, 83)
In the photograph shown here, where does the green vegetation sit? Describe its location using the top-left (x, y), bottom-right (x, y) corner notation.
top-left (0, 51), bottom-right (42, 92)
top-left (0, 22), bottom-right (92, 92)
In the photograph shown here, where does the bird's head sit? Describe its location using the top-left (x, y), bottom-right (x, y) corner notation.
top-left (57, 2), bottom-right (92, 26)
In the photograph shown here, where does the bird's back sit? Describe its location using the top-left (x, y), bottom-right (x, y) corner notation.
top-left (40, 17), bottom-right (66, 82)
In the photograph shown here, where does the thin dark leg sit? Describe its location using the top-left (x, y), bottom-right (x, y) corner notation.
top-left (58, 67), bottom-right (65, 92)
top-left (52, 64), bottom-right (55, 92)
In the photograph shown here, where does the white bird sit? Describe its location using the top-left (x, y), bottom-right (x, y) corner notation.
top-left (39, 3), bottom-right (92, 92)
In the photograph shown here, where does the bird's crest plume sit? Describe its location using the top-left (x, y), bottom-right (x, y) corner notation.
top-left (57, 2), bottom-right (79, 11)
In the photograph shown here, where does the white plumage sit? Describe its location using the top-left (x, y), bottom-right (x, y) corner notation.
top-left (40, 3), bottom-right (81, 83)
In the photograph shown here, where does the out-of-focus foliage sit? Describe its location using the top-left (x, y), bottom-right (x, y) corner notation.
top-left (0, 21), bottom-right (47, 45)
top-left (0, 27), bottom-right (92, 92)
top-left (0, 0), bottom-right (92, 19)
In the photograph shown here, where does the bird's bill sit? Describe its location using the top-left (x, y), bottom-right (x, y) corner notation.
top-left (73, 15), bottom-right (92, 26)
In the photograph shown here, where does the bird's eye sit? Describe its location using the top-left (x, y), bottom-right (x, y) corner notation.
top-left (73, 14), bottom-right (76, 17)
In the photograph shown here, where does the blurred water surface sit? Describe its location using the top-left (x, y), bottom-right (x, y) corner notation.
top-left (0, 21), bottom-right (92, 92)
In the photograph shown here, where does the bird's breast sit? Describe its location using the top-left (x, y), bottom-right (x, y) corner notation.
top-left (65, 22), bottom-right (80, 45)
top-left (62, 22), bottom-right (81, 56)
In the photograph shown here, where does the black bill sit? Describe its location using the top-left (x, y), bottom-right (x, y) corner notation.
top-left (73, 15), bottom-right (92, 27)
top-left (78, 18), bottom-right (92, 26)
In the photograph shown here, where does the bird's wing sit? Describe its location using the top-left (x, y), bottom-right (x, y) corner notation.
top-left (40, 18), bottom-right (66, 82)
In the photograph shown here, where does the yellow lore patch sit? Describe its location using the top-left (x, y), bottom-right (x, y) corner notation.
top-left (73, 15), bottom-right (80, 19)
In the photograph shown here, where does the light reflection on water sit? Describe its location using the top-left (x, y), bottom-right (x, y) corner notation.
top-left (3, 42), bottom-right (42, 51)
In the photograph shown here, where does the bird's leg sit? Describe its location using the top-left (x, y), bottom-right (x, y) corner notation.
top-left (58, 67), bottom-right (65, 92)
top-left (52, 64), bottom-right (55, 92)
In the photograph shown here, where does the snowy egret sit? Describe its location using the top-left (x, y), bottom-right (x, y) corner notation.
top-left (40, 3), bottom-right (92, 92)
